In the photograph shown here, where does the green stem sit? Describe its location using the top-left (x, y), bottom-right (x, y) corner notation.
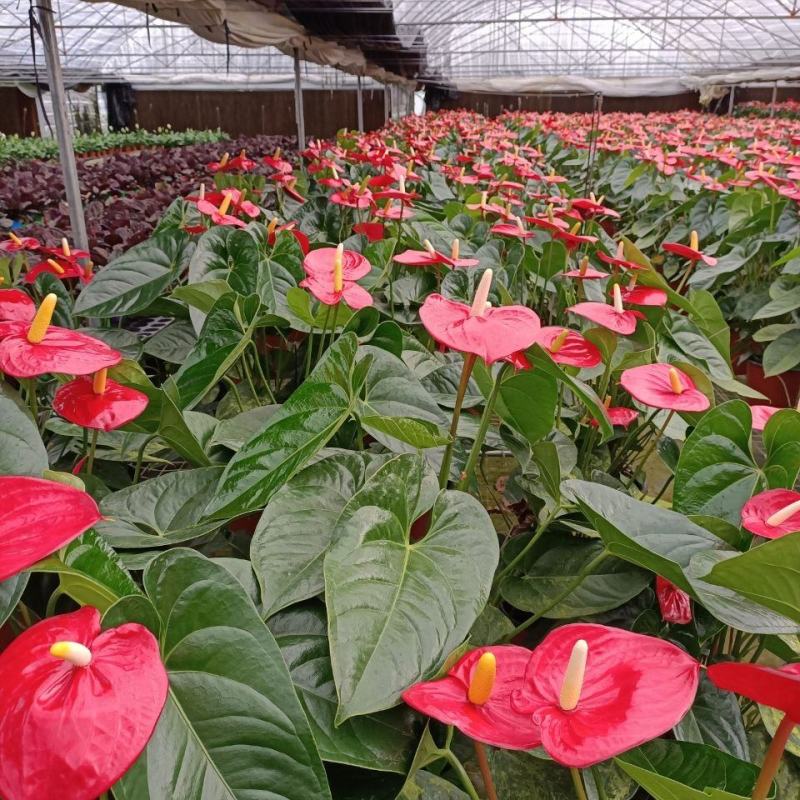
top-left (570, 767), bottom-right (589, 800)
top-left (133, 434), bottom-right (158, 484)
top-left (457, 363), bottom-right (510, 491)
top-left (304, 324), bottom-right (315, 379)
top-left (315, 304), bottom-right (332, 363)
top-left (46, 588), bottom-right (64, 618)
top-left (240, 354), bottom-right (259, 403)
top-left (249, 342), bottom-right (276, 403)
top-left (631, 410), bottom-right (674, 480)
top-left (609, 407), bottom-right (659, 472)
top-left (675, 261), bottom-right (696, 295)
top-left (492, 507), bottom-right (559, 594)
top-left (25, 378), bottom-right (38, 423)
top-left (222, 376), bottom-right (245, 413)
top-left (85, 429), bottom-right (99, 475)
top-left (504, 551), bottom-right (609, 641)
top-left (327, 302), bottom-right (341, 352)
top-left (440, 749), bottom-right (481, 800)
top-left (752, 713), bottom-right (794, 800)
top-left (438, 353), bottom-right (477, 489)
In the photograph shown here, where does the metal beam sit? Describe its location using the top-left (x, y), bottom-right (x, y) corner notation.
top-left (357, 74), bottom-right (365, 132)
top-left (728, 84), bottom-right (736, 114)
top-left (384, 84), bottom-right (391, 122)
top-left (771, 81), bottom-right (778, 116)
top-left (293, 48), bottom-right (305, 148)
top-left (36, 0), bottom-right (88, 252)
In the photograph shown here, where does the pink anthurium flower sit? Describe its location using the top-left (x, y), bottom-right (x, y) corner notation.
top-left (620, 363), bottom-right (710, 412)
top-left (0, 606), bottom-right (168, 800)
top-left (751, 405), bottom-right (781, 431)
top-left (533, 326), bottom-right (601, 368)
top-left (656, 576), bottom-right (693, 624)
top-left (0, 288), bottom-right (35, 323)
top-left (466, 191), bottom-right (507, 217)
top-left (553, 224), bottom-right (599, 251)
top-left (568, 284), bottom-right (643, 335)
top-left (590, 404), bottom-right (639, 428)
top-left (419, 269), bottom-right (540, 364)
top-left (300, 244), bottom-right (373, 310)
top-left (53, 369), bottom-right (149, 432)
top-left (0, 294), bottom-right (121, 378)
top-left (662, 230), bottom-right (717, 265)
top-left (0, 476), bottom-right (102, 581)
top-left (196, 187), bottom-right (259, 228)
top-left (375, 202), bottom-right (415, 220)
top-left (394, 239), bottom-right (479, 269)
top-left (741, 488), bottom-right (800, 539)
top-left (510, 623), bottom-right (699, 768)
top-left (490, 217), bottom-right (535, 239)
top-left (571, 193), bottom-right (620, 219)
top-left (402, 646), bottom-right (540, 749)
top-left (563, 256), bottom-right (609, 280)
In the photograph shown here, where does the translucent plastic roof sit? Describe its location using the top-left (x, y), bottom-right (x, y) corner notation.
top-left (1, 0), bottom-right (799, 85)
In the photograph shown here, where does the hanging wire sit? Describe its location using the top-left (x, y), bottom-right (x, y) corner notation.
top-left (27, 0), bottom-right (53, 135)
top-left (223, 19), bottom-right (231, 74)
top-left (583, 92), bottom-right (603, 197)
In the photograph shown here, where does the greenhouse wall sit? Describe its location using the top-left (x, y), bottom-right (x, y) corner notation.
top-left (0, 88), bottom-right (39, 136)
top-left (133, 89), bottom-right (386, 137)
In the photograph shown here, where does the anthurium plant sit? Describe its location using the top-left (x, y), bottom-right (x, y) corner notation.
top-left (0, 108), bottom-right (799, 800)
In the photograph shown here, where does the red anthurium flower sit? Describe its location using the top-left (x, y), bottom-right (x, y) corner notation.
top-left (708, 661), bottom-right (800, 721)
top-left (542, 167), bottom-right (567, 184)
top-left (568, 284), bottom-right (643, 335)
top-left (656, 576), bottom-right (693, 624)
top-left (263, 149), bottom-right (293, 174)
top-left (0, 288), bottom-right (34, 322)
top-left (525, 205), bottom-right (570, 232)
top-left (375, 202), bottom-right (415, 220)
top-left (466, 191), bottom-right (507, 217)
top-left (0, 476), bottom-right (102, 581)
top-left (0, 294), bottom-right (121, 378)
top-left (510, 623), bottom-right (699, 768)
top-left (372, 173), bottom-right (419, 203)
top-left (419, 270), bottom-right (540, 364)
top-left (571, 194), bottom-right (621, 219)
top-left (330, 182), bottom-right (373, 209)
top-left (620, 363), bottom-right (710, 412)
top-left (741, 488), bottom-right (800, 539)
top-left (590, 405), bottom-right (638, 428)
top-left (353, 222), bottom-right (385, 242)
top-left (0, 232), bottom-right (41, 253)
top-left (197, 187), bottom-right (259, 228)
top-left (395, 239), bottom-right (479, 269)
top-left (209, 149), bottom-right (256, 172)
top-left (751, 405), bottom-right (781, 431)
top-left (597, 242), bottom-right (645, 271)
top-left (402, 646), bottom-right (539, 750)
top-left (617, 283), bottom-right (668, 307)
top-left (265, 218), bottom-right (310, 254)
top-left (564, 256), bottom-right (609, 280)
top-left (553, 224), bottom-right (599, 251)
top-left (300, 244), bottom-right (373, 310)
top-left (24, 257), bottom-right (85, 284)
top-left (53, 369), bottom-right (149, 432)
top-left (41, 237), bottom-right (90, 262)
top-left (534, 326), bottom-right (601, 368)
top-left (274, 173), bottom-right (306, 204)
top-left (0, 606), bottom-right (168, 800)
top-left (662, 230), bottom-right (717, 266)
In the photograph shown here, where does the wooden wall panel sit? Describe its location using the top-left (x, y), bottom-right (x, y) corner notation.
top-left (133, 89), bottom-right (386, 138)
top-left (0, 88), bottom-right (39, 136)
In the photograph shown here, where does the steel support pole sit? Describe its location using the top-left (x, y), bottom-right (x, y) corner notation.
top-left (293, 49), bottom-right (305, 148)
top-left (384, 84), bottom-right (390, 123)
top-left (37, 0), bottom-right (88, 251)
top-left (356, 75), bottom-right (364, 132)
top-left (728, 85), bottom-right (735, 115)
top-left (770, 82), bottom-right (778, 117)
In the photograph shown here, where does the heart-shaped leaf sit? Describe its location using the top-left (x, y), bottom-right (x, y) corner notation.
top-left (324, 453), bottom-right (499, 721)
top-left (109, 549), bottom-right (331, 800)
top-left (0, 385), bottom-right (47, 477)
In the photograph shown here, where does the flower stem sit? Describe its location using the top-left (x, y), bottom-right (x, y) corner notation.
top-left (315, 304), bottom-right (332, 363)
top-left (752, 713), bottom-right (794, 800)
top-left (570, 767), bottom-right (589, 800)
top-left (440, 748), bottom-right (481, 800)
top-left (85, 429), bottom-right (99, 475)
top-left (591, 766), bottom-right (609, 800)
top-left (473, 741), bottom-right (498, 800)
top-left (457, 363), bottom-right (510, 491)
top-left (631, 410), bottom-right (674, 482)
top-left (675, 261), bottom-right (696, 295)
top-left (133, 434), bottom-right (158, 484)
top-left (439, 353), bottom-right (477, 489)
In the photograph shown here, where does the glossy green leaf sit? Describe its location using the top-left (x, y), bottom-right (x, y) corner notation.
top-left (211, 405), bottom-right (280, 451)
top-left (158, 390), bottom-right (212, 467)
top-left (501, 538), bottom-right (650, 618)
top-left (674, 401), bottom-right (763, 525)
top-left (95, 467), bottom-right (223, 549)
top-left (615, 739), bottom-right (764, 800)
top-left (701, 532), bottom-right (800, 624)
top-left (74, 232), bottom-right (190, 317)
top-left (0, 384), bottom-right (47, 476)
top-left (111, 549), bottom-right (331, 800)
top-left (763, 329), bottom-right (800, 376)
top-left (496, 369), bottom-right (558, 446)
top-left (35, 530), bottom-right (139, 611)
top-left (762, 409), bottom-right (800, 489)
top-left (206, 333), bottom-right (361, 519)
top-left (325, 453), bottom-right (499, 721)
top-left (252, 452), bottom-right (392, 617)
top-left (269, 603), bottom-right (419, 772)
top-left (565, 479), bottom-right (727, 593)
top-left (674, 673), bottom-right (749, 760)
top-left (0, 574), bottom-right (28, 627)
top-left (143, 320), bottom-right (198, 364)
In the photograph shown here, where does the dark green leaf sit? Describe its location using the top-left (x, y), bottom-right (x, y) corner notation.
top-left (497, 370), bottom-right (558, 446)
top-left (0, 384), bottom-right (47, 476)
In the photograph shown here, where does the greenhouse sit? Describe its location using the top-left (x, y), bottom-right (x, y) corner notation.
top-left (1, 0), bottom-right (800, 798)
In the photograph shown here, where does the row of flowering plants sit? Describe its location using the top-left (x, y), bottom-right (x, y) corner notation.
top-left (0, 108), bottom-right (799, 800)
